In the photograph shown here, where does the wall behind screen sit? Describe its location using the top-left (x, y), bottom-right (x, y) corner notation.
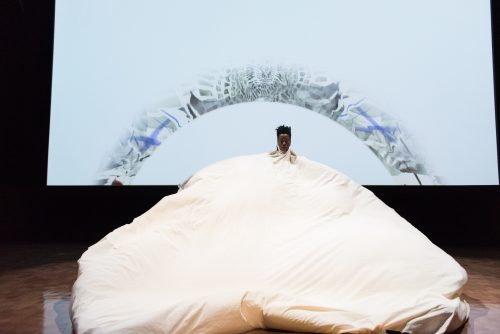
top-left (1, 0), bottom-right (499, 246)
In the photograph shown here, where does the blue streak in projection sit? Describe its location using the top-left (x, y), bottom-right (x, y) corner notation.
top-left (134, 118), bottom-right (171, 153)
top-left (345, 98), bottom-right (366, 112)
top-left (161, 109), bottom-right (181, 128)
top-left (337, 98), bottom-right (365, 120)
top-left (354, 106), bottom-right (398, 143)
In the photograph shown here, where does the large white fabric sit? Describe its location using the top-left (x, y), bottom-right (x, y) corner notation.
top-left (71, 152), bottom-right (469, 334)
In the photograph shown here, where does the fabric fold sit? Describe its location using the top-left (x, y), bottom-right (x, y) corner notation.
top-left (72, 153), bottom-right (469, 333)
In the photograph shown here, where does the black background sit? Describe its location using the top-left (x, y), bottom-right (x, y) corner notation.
top-left (1, 0), bottom-right (499, 246)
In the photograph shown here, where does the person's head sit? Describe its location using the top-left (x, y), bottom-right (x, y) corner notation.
top-left (276, 125), bottom-right (291, 152)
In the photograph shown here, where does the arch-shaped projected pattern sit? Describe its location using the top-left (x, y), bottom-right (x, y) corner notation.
top-left (97, 64), bottom-right (435, 185)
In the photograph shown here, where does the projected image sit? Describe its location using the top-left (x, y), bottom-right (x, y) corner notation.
top-left (47, 0), bottom-right (498, 185)
top-left (98, 64), bottom-right (433, 185)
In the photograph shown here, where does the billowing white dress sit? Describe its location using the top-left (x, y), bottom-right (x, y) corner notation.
top-left (71, 151), bottom-right (469, 333)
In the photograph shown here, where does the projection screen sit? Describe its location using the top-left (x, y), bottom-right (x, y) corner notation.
top-left (47, 0), bottom-right (498, 185)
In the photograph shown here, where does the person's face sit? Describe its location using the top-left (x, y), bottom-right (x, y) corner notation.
top-left (277, 134), bottom-right (291, 152)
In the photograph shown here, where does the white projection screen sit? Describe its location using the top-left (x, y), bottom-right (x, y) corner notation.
top-left (47, 0), bottom-right (499, 186)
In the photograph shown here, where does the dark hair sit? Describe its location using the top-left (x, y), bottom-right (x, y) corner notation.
top-left (276, 125), bottom-right (291, 138)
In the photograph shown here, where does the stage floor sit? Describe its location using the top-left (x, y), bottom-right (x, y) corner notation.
top-left (0, 243), bottom-right (499, 334)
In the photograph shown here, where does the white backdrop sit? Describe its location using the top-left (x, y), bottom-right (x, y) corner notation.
top-left (48, 0), bottom-right (498, 185)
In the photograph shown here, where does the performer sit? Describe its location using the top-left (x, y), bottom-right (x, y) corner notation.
top-left (269, 125), bottom-right (297, 164)
top-left (276, 125), bottom-right (291, 153)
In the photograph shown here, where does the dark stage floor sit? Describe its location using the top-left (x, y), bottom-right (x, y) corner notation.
top-left (0, 243), bottom-right (499, 334)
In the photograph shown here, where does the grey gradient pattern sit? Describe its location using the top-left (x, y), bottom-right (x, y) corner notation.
top-left (97, 64), bottom-right (435, 185)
